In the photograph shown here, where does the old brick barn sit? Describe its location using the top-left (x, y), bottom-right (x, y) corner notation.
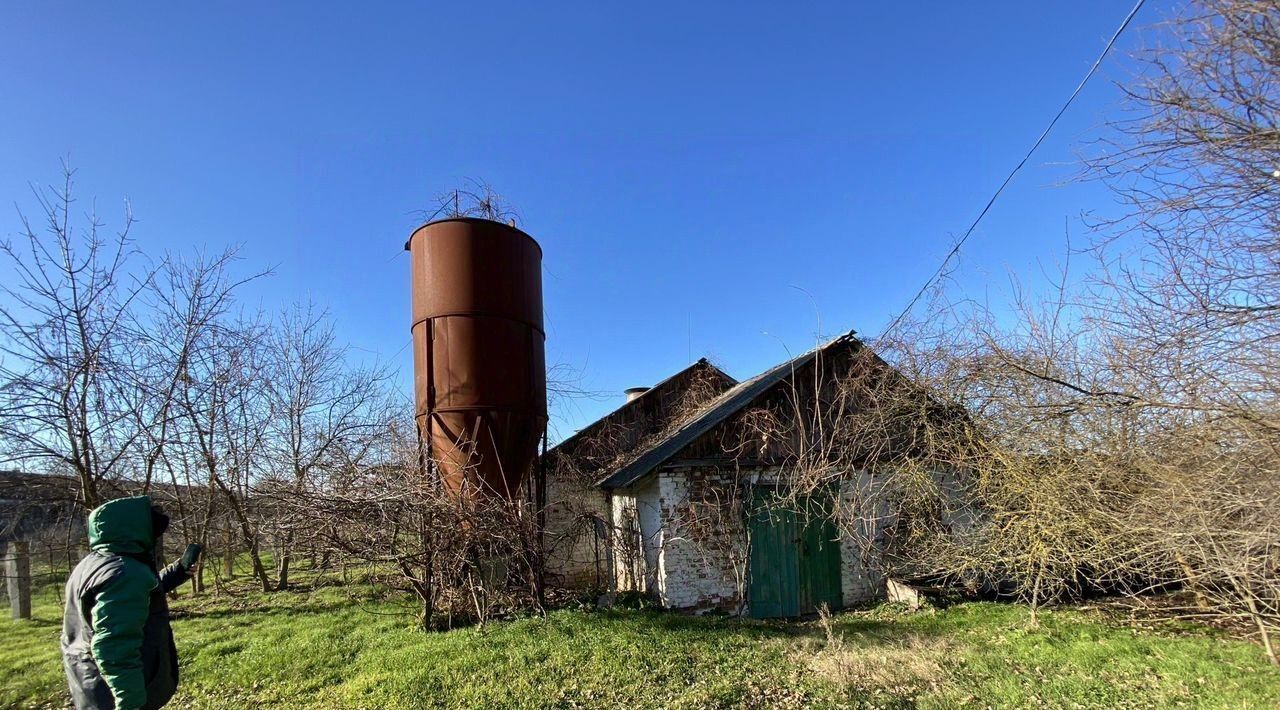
top-left (542, 332), bottom-right (956, 618)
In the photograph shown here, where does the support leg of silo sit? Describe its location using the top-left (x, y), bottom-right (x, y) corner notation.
top-left (535, 429), bottom-right (548, 607)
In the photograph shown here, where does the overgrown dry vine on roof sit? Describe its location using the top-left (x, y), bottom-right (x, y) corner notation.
top-left (550, 363), bottom-right (729, 487)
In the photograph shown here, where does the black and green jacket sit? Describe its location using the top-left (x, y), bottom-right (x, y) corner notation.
top-left (61, 496), bottom-right (191, 710)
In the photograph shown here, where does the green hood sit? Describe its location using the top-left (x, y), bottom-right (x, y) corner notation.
top-left (88, 496), bottom-right (155, 556)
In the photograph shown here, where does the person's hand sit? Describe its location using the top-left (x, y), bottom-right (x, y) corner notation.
top-left (180, 543), bottom-right (203, 571)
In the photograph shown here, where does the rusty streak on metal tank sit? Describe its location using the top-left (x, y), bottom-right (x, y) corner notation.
top-left (406, 217), bottom-right (547, 499)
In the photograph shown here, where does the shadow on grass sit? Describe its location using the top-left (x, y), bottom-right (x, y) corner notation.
top-left (574, 606), bottom-right (955, 649)
top-left (4, 616), bottom-right (60, 629)
top-left (168, 579), bottom-right (963, 652)
top-left (170, 597), bottom-right (381, 622)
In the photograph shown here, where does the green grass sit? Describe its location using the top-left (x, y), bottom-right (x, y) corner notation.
top-left (2, 574), bottom-right (1278, 709)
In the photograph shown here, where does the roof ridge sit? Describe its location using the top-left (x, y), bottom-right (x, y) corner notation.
top-left (548, 357), bottom-right (736, 453)
top-left (597, 332), bottom-right (863, 488)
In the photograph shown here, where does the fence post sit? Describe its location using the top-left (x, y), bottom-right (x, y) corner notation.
top-left (5, 541), bottom-right (32, 620)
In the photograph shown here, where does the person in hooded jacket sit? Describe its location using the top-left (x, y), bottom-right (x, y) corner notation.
top-left (61, 496), bottom-right (203, 710)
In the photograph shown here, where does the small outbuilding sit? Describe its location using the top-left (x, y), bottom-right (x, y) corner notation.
top-left (544, 333), bottom-right (946, 617)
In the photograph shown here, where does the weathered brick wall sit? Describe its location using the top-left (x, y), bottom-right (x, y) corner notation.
top-left (609, 489), bottom-right (641, 591)
top-left (543, 470), bottom-right (611, 589)
top-left (653, 466), bottom-right (749, 612)
top-left (836, 471), bottom-right (894, 606)
top-left (633, 477), bottom-right (661, 594)
top-left (934, 467), bottom-right (980, 535)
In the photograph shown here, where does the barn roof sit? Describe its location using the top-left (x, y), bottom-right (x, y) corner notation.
top-left (596, 331), bottom-right (863, 489)
top-left (548, 357), bottom-right (736, 455)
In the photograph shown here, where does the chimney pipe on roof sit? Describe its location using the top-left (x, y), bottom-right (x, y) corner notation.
top-left (624, 387), bottom-right (649, 402)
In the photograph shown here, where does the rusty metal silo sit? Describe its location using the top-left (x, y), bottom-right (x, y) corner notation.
top-left (406, 217), bottom-right (547, 499)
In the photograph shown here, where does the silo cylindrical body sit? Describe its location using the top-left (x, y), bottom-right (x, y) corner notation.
top-left (406, 217), bottom-right (547, 499)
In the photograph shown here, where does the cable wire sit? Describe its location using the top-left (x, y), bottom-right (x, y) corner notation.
top-left (879, 0), bottom-right (1147, 339)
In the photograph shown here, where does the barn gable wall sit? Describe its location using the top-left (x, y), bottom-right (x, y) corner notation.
top-left (547, 360), bottom-right (735, 482)
top-left (543, 360), bottom-right (735, 588)
top-left (542, 471), bottom-right (611, 588)
top-left (671, 342), bottom-right (874, 466)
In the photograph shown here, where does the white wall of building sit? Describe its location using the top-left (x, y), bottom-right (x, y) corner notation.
top-left (604, 467), bottom-right (925, 613)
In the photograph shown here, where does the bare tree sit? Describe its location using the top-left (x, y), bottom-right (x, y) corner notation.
top-left (1084, 0), bottom-right (1280, 426)
top-left (0, 166), bottom-right (157, 507)
top-left (1081, 0), bottom-right (1279, 656)
top-left (814, 0), bottom-right (1280, 655)
top-left (172, 310), bottom-right (276, 591)
top-left (259, 302), bottom-right (391, 590)
top-left (133, 249), bottom-right (266, 490)
top-left (138, 250), bottom-right (267, 593)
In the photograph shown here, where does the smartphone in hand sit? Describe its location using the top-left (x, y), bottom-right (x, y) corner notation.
top-left (181, 543), bottom-right (204, 570)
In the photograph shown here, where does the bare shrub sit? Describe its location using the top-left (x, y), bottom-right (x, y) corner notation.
top-left (276, 412), bottom-right (547, 629)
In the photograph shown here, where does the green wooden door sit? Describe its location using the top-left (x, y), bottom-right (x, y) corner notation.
top-left (748, 487), bottom-right (842, 618)
top-left (798, 492), bottom-right (843, 614)
top-left (747, 489), bottom-right (799, 618)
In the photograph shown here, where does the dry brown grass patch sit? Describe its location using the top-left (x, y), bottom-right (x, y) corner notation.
top-left (802, 607), bottom-right (952, 695)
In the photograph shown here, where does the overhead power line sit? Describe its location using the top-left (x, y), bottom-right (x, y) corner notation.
top-left (879, 0), bottom-right (1147, 340)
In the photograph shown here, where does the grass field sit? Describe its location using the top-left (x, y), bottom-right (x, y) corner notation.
top-left (2, 570), bottom-right (1278, 709)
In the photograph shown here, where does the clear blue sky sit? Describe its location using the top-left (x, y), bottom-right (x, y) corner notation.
top-left (0, 1), bottom-right (1163, 439)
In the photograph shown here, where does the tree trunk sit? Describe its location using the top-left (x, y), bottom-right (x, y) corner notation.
top-left (1241, 586), bottom-right (1278, 667)
top-left (222, 523), bottom-right (236, 578)
top-left (1029, 567), bottom-right (1043, 628)
top-left (210, 475), bottom-right (272, 591)
top-left (248, 540), bottom-right (271, 592)
top-left (1175, 551), bottom-right (1211, 610)
top-left (276, 533), bottom-right (293, 591)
